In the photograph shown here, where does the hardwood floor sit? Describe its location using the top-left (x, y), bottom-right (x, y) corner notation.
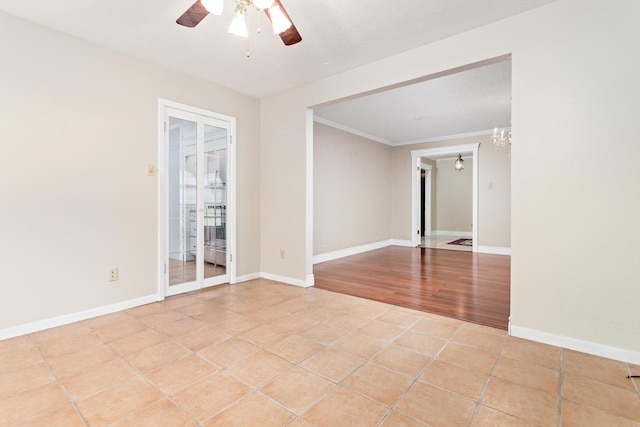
top-left (314, 246), bottom-right (510, 330)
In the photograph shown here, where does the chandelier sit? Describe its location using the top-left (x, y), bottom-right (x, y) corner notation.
top-left (491, 127), bottom-right (511, 155)
top-left (201, 0), bottom-right (292, 38)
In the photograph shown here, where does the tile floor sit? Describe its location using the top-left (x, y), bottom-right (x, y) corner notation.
top-left (1, 279), bottom-right (639, 427)
top-left (420, 235), bottom-right (472, 251)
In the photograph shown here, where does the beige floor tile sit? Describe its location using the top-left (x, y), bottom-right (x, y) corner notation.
top-left (324, 312), bottom-right (373, 331)
top-left (214, 315), bottom-right (265, 336)
top-left (238, 324), bottom-right (292, 348)
top-left (395, 381), bottom-right (475, 427)
top-left (501, 337), bottom-right (561, 371)
top-left (287, 418), bottom-right (315, 427)
top-left (469, 405), bottom-right (538, 427)
top-left (453, 328), bottom-right (505, 354)
top-left (161, 294), bottom-right (202, 310)
top-left (303, 386), bottom-right (388, 427)
top-left (126, 302), bottom-right (170, 318)
top-left (0, 335), bottom-right (34, 357)
top-left (174, 325), bottom-right (232, 352)
top-left (46, 344), bottom-right (119, 379)
top-left (261, 366), bottom-right (334, 414)
top-left (108, 329), bottom-right (166, 356)
top-left (139, 310), bottom-right (189, 328)
top-left (492, 356), bottom-right (560, 397)
top-left (205, 392), bottom-right (295, 427)
top-left (421, 360), bottom-right (489, 400)
top-left (379, 411), bottom-right (426, 427)
top-left (31, 322), bottom-right (92, 345)
top-left (124, 340), bottom-right (191, 373)
top-left (270, 314), bottom-right (320, 334)
top-left (251, 304), bottom-right (297, 322)
top-left (357, 320), bottom-right (405, 341)
top-left (0, 363), bottom-right (55, 400)
top-left (563, 349), bottom-right (636, 391)
top-left (437, 342), bottom-right (497, 374)
top-left (111, 398), bottom-right (196, 427)
top-left (226, 350), bottom-right (293, 387)
top-left (21, 405), bottom-right (87, 427)
top-left (301, 348), bottom-right (366, 382)
top-left (482, 377), bottom-right (559, 426)
top-left (462, 322), bottom-right (507, 337)
top-left (89, 316), bottom-right (149, 342)
top-left (82, 311), bottom-right (132, 330)
top-left (375, 310), bottom-right (421, 327)
top-left (0, 382), bottom-right (70, 426)
top-left (330, 333), bottom-right (385, 360)
top-left (146, 354), bottom-right (217, 394)
top-left (299, 323), bottom-right (349, 346)
top-left (410, 318), bottom-right (459, 339)
top-left (371, 345), bottom-right (431, 377)
top-left (562, 374), bottom-right (640, 422)
top-left (172, 372), bottom-right (250, 422)
top-left (344, 302), bottom-right (388, 319)
top-left (198, 337), bottom-right (260, 368)
top-left (36, 332), bottom-right (103, 360)
top-left (342, 363), bottom-right (412, 406)
top-left (193, 308), bottom-right (237, 324)
top-left (154, 317), bottom-right (209, 338)
top-left (0, 347), bottom-right (44, 375)
top-left (60, 358), bottom-right (137, 400)
top-left (561, 399), bottom-right (640, 427)
top-left (268, 335), bottom-right (324, 364)
top-left (77, 377), bottom-right (163, 426)
top-left (175, 300), bottom-right (220, 317)
top-left (393, 330), bottom-right (448, 355)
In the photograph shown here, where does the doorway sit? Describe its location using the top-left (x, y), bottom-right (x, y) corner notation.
top-left (158, 100), bottom-right (236, 298)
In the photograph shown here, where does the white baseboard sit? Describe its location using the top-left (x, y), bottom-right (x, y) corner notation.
top-left (0, 294), bottom-right (158, 341)
top-left (477, 245), bottom-right (511, 255)
top-left (235, 272), bottom-right (262, 283)
top-left (313, 240), bottom-right (394, 264)
top-left (435, 230), bottom-right (473, 237)
top-left (390, 239), bottom-right (414, 247)
top-left (259, 272), bottom-right (313, 288)
top-left (510, 324), bottom-right (640, 365)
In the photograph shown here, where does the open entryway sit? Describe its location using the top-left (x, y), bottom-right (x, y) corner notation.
top-left (158, 100), bottom-right (236, 298)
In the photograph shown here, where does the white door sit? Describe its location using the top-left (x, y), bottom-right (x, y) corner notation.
top-left (160, 102), bottom-right (236, 297)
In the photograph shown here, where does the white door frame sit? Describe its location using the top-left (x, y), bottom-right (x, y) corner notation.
top-left (419, 163), bottom-right (433, 238)
top-left (410, 143), bottom-right (479, 251)
top-left (157, 99), bottom-right (237, 300)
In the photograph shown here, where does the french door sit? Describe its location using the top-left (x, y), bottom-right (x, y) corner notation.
top-left (160, 102), bottom-right (235, 297)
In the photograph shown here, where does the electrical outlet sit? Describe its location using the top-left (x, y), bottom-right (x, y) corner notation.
top-left (146, 164), bottom-right (156, 176)
top-left (280, 249), bottom-right (285, 259)
top-left (108, 268), bottom-right (118, 282)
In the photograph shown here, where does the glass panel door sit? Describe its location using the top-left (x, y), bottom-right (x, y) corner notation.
top-left (164, 108), bottom-right (231, 296)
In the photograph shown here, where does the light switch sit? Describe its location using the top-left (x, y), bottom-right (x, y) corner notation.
top-left (147, 164), bottom-right (156, 176)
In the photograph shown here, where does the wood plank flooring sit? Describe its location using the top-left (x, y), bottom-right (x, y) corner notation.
top-left (313, 246), bottom-right (510, 330)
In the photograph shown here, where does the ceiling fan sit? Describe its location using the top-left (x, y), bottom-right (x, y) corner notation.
top-left (177, 0), bottom-right (302, 46)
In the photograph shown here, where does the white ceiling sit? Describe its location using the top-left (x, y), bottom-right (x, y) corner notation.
top-left (0, 0), bottom-right (555, 142)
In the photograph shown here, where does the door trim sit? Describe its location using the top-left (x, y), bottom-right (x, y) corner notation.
top-left (157, 99), bottom-right (237, 300)
top-left (410, 143), bottom-right (479, 251)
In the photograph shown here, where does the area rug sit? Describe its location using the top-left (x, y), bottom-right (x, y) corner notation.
top-left (448, 238), bottom-right (472, 246)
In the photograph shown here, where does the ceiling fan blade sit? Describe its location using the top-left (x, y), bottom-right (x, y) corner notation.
top-left (177, 0), bottom-right (209, 28)
top-left (265, 0), bottom-right (302, 46)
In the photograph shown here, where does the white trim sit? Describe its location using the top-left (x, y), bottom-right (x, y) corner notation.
top-left (306, 274), bottom-right (315, 287)
top-left (395, 128), bottom-right (506, 147)
top-left (477, 245), bottom-right (511, 255)
top-left (306, 110), bottom-right (315, 289)
top-left (313, 116), bottom-right (392, 146)
top-left (235, 272), bottom-right (262, 283)
top-left (434, 230), bottom-right (473, 237)
top-left (0, 295), bottom-right (158, 341)
top-left (313, 240), bottom-right (394, 264)
top-left (260, 272), bottom-right (313, 288)
top-left (411, 144), bottom-right (479, 252)
top-left (390, 239), bottom-right (414, 247)
top-left (510, 325), bottom-right (640, 365)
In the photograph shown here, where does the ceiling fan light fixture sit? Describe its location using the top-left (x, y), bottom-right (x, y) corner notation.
top-left (201, 0), bottom-right (224, 16)
top-left (268, 4), bottom-right (292, 34)
top-left (228, 6), bottom-right (248, 37)
top-left (252, 0), bottom-right (274, 10)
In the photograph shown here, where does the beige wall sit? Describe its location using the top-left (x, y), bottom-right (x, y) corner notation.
top-left (313, 123), bottom-right (391, 254)
top-left (0, 12), bottom-right (261, 330)
top-left (435, 158), bottom-right (473, 233)
top-left (262, 0), bottom-right (640, 356)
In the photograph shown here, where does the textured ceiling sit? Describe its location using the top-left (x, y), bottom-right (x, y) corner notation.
top-left (314, 58), bottom-right (512, 145)
top-left (0, 0), bottom-right (555, 98)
